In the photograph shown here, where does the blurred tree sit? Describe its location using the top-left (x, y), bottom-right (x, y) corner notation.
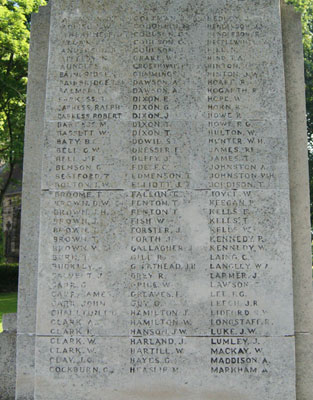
top-left (0, 0), bottom-right (46, 205)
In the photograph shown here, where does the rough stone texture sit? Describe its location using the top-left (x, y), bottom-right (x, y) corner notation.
top-left (0, 314), bottom-right (17, 400)
top-left (281, 2), bottom-right (313, 399)
top-left (14, 0), bottom-right (310, 399)
top-left (15, 4), bottom-right (50, 400)
top-left (2, 313), bottom-right (17, 332)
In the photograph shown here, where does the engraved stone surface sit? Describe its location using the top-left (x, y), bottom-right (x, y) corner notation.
top-left (16, 0), bottom-right (300, 399)
top-left (0, 314), bottom-right (16, 400)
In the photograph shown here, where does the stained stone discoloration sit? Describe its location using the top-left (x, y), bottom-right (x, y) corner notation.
top-left (34, 189), bottom-right (294, 339)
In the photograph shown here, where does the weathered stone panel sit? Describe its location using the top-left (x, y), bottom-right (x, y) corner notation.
top-left (15, 4), bottom-right (51, 400)
top-left (0, 314), bottom-right (17, 400)
top-left (14, 1), bottom-right (311, 399)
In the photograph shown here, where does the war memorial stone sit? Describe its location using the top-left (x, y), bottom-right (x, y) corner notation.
top-left (13, 0), bottom-right (313, 399)
top-left (0, 314), bottom-right (17, 400)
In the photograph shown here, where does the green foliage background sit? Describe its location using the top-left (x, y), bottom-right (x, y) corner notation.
top-left (0, 0), bottom-right (46, 204)
top-left (0, 263), bottom-right (18, 292)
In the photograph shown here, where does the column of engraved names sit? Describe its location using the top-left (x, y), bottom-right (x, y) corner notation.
top-left (46, 16), bottom-right (122, 378)
top-left (129, 14), bottom-right (191, 375)
top-left (206, 10), bottom-right (274, 375)
top-left (49, 191), bottom-right (117, 377)
top-left (53, 16), bottom-right (124, 191)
